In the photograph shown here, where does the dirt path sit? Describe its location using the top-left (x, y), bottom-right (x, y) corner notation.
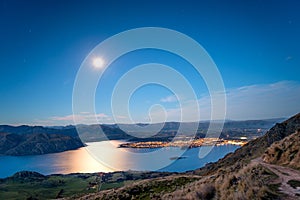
top-left (252, 157), bottom-right (300, 199)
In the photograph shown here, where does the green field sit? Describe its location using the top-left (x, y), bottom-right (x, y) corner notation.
top-left (0, 171), bottom-right (173, 199)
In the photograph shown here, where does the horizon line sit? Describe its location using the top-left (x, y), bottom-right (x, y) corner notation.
top-left (0, 117), bottom-right (287, 128)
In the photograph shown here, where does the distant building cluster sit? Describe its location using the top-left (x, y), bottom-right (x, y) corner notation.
top-left (119, 138), bottom-right (247, 149)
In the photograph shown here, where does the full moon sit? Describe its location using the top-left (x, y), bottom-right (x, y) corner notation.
top-left (92, 57), bottom-right (105, 69)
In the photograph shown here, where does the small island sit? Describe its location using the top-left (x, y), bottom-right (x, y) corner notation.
top-left (119, 138), bottom-right (247, 149)
top-left (169, 156), bottom-right (187, 160)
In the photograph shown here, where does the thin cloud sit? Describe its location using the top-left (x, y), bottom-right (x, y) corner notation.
top-left (116, 115), bottom-right (127, 119)
top-left (153, 81), bottom-right (300, 121)
top-left (46, 112), bottom-right (111, 125)
top-left (226, 81), bottom-right (300, 119)
top-left (160, 95), bottom-right (178, 103)
top-left (34, 81), bottom-right (300, 125)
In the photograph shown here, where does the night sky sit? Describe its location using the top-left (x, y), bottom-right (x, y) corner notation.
top-left (1, 0), bottom-right (300, 125)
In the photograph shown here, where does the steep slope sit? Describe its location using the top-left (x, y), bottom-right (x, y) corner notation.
top-left (263, 128), bottom-right (300, 170)
top-left (194, 113), bottom-right (300, 176)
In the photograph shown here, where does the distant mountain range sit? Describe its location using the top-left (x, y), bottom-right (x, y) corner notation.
top-left (1, 118), bottom-right (284, 139)
top-left (0, 118), bottom-right (284, 156)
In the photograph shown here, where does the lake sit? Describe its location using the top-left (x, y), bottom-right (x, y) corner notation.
top-left (0, 140), bottom-right (239, 178)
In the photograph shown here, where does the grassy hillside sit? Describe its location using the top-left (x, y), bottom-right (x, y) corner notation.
top-left (193, 113), bottom-right (300, 176)
top-left (263, 129), bottom-right (300, 170)
top-left (0, 171), bottom-right (174, 199)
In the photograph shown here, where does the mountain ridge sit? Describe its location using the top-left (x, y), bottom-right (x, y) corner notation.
top-left (0, 132), bottom-right (84, 156)
top-left (194, 113), bottom-right (300, 176)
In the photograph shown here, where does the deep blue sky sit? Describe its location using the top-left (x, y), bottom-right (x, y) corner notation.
top-left (1, 0), bottom-right (300, 125)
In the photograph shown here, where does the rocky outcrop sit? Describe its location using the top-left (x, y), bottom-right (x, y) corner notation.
top-left (263, 129), bottom-right (300, 170)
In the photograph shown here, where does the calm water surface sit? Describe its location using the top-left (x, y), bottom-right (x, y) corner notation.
top-left (0, 140), bottom-right (239, 178)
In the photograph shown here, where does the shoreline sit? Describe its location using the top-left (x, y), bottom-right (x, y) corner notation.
top-left (119, 138), bottom-right (248, 149)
